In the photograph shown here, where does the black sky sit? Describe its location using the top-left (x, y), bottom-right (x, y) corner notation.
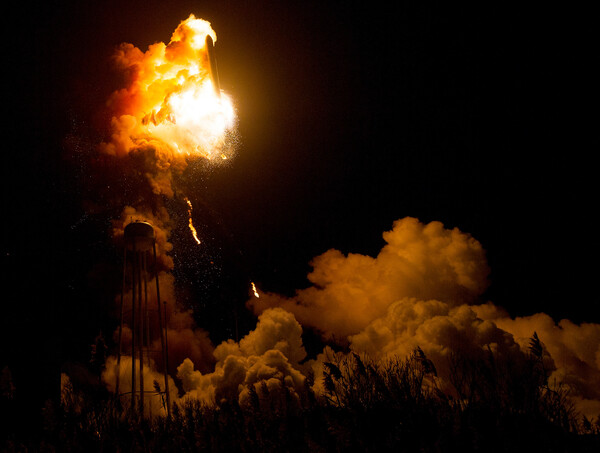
top-left (3, 1), bottom-right (598, 407)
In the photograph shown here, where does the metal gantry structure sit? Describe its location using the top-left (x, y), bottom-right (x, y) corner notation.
top-left (115, 221), bottom-right (171, 418)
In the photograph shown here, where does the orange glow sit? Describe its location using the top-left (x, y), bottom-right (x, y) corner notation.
top-left (104, 14), bottom-right (236, 160)
top-left (184, 197), bottom-right (201, 245)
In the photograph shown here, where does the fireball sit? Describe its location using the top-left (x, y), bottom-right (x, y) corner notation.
top-left (103, 14), bottom-right (236, 160)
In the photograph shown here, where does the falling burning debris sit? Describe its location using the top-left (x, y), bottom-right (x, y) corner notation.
top-left (184, 197), bottom-right (201, 245)
top-left (251, 282), bottom-right (260, 298)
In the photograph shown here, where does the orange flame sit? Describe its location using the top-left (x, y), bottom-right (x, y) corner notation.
top-left (104, 14), bottom-right (236, 160)
top-left (184, 197), bottom-right (201, 245)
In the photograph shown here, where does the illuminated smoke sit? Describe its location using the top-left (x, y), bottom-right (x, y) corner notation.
top-left (243, 218), bottom-right (600, 419)
top-left (177, 308), bottom-right (307, 408)
top-left (473, 306), bottom-right (600, 418)
top-left (100, 14), bottom-right (236, 162)
top-left (102, 356), bottom-right (180, 417)
top-left (249, 217), bottom-right (490, 339)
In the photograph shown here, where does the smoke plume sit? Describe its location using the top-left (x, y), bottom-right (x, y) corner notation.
top-left (249, 217), bottom-right (490, 338)
top-left (245, 218), bottom-right (600, 419)
top-left (177, 308), bottom-right (307, 410)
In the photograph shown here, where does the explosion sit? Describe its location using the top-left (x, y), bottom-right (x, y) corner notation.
top-left (72, 13), bottom-right (600, 429)
top-left (100, 14), bottom-right (236, 161)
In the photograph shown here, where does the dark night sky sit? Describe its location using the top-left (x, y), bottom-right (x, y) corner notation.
top-left (3, 1), bottom-right (598, 406)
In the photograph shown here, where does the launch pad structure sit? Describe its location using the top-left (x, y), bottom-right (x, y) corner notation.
top-left (115, 221), bottom-right (171, 418)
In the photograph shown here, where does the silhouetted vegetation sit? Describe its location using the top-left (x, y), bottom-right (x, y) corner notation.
top-left (2, 336), bottom-right (599, 452)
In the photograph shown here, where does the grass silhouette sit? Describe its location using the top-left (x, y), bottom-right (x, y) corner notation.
top-left (2, 335), bottom-right (599, 452)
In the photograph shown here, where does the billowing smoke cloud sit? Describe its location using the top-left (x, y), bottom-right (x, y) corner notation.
top-left (249, 217), bottom-right (490, 338)
top-left (473, 306), bottom-right (600, 418)
top-left (244, 218), bottom-right (600, 419)
top-left (102, 356), bottom-right (180, 417)
top-left (176, 308), bottom-right (307, 411)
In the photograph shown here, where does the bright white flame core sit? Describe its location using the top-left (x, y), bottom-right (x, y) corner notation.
top-left (147, 82), bottom-right (235, 159)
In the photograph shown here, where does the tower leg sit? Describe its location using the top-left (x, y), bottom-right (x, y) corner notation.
top-left (154, 243), bottom-right (170, 417)
top-left (131, 238), bottom-right (137, 419)
top-left (138, 251), bottom-right (144, 417)
top-left (115, 247), bottom-right (126, 404)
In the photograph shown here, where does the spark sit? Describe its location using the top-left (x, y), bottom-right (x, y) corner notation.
top-left (251, 282), bottom-right (260, 298)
